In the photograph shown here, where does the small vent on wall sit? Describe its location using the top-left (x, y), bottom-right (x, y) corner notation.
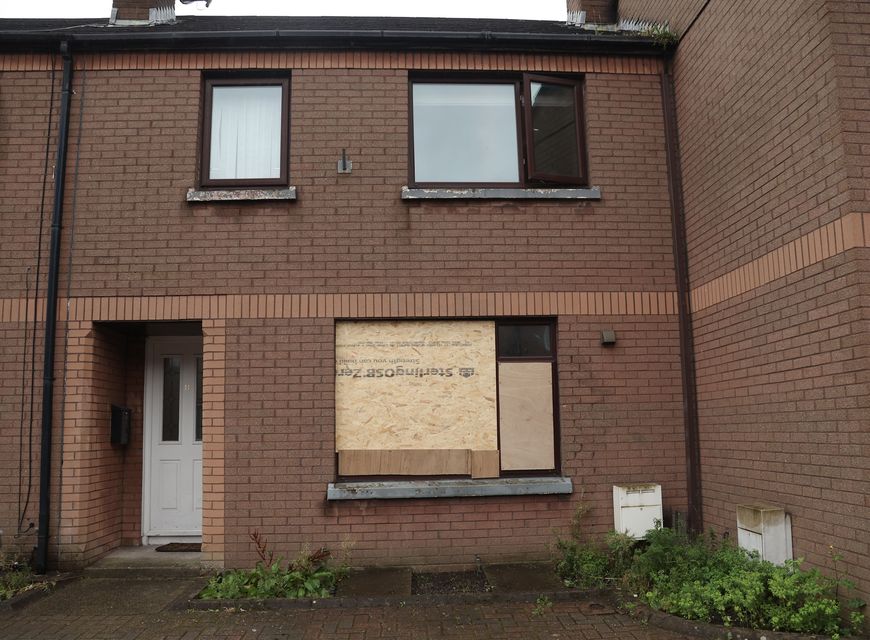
top-left (613, 483), bottom-right (663, 539)
top-left (736, 504), bottom-right (793, 565)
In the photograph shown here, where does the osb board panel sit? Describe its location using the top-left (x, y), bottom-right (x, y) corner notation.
top-left (498, 362), bottom-right (555, 471)
top-left (335, 320), bottom-right (498, 451)
top-left (337, 449), bottom-right (470, 476)
top-left (471, 450), bottom-right (500, 479)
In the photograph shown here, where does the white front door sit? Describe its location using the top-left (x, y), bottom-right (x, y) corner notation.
top-left (143, 337), bottom-right (203, 542)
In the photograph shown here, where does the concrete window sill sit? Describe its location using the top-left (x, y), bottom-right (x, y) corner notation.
top-left (186, 187), bottom-right (297, 202)
top-left (326, 476), bottom-right (573, 501)
top-left (401, 186), bottom-right (601, 200)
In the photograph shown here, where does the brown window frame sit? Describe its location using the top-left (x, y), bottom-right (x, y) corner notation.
top-left (199, 75), bottom-right (291, 189)
top-left (523, 74), bottom-right (587, 186)
top-left (495, 319), bottom-right (560, 476)
top-left (333, 317), bottom-right (561, 482)
top-left (408, 73), bottom-right (587, 189)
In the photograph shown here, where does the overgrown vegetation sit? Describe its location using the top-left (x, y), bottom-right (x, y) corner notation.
top-left (556, 515), bottom-right (865, 638)
top-left (200, 531), bottom-right (347, 600)
top-left (0, 555), bottom-right (50, 601)
top-left (640, 23), bottom-right (678, 49)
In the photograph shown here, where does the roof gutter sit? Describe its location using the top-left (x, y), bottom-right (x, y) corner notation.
top-left (35, 40), bottom-right (73, 574)
top-left (0, 29), bottom-right (666, 56)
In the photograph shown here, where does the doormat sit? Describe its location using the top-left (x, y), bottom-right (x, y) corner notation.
top-left (155, 543), bottom-right (201, 553)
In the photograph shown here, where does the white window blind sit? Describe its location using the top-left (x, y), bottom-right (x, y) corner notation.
top-left (209, 85), bottom-right (283, 181)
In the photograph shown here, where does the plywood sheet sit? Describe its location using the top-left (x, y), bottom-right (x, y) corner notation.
top-left (498, 362), bottom-right (555, 471)
top-left (335, 321), bottom-right (498, 451)
top-left (471, 450), bottom-right (500, 479)
top-left (338, 449), bottom-right (470, 476)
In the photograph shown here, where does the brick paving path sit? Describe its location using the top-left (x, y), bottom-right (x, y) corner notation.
top-left (0, 577), bottom-right (695, 640)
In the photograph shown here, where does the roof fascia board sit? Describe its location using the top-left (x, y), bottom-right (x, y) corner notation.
top-left (0, 29), bottom-right (666, 56)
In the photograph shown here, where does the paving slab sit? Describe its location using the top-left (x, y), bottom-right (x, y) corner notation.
top-left (335, 567), bottom-right (412, 597)
top-left (21, 577), bottom-right (202, 616)
top-left (0, 575), bottom-right (694, 640)
top-left (483, 562), bottom-right (566, 593)
top-left (85, 545), bottom-right (211, 578)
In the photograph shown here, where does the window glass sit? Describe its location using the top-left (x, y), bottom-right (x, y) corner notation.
top-left (162, 357), bottom-right (181, 442)
top-left (529, 81), bottom-right (580, 179)
top-left (497, 324), bottom-right (553, 358)
top-left (209, 85), bottom-right (283, 181)
top-left (412, 83), bottom-right (519, 183)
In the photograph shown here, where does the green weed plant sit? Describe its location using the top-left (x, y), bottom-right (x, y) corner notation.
top-left (556, 521), bottom-right (864, 638)
top-left (200, 531), bottom-right (346, 600)
top-left (0, 555), bottom-right (50, 601)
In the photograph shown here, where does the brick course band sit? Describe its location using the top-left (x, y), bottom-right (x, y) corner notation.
top-left (0, 51), bottom-right (664, 74)
top-left (3, 213), bottom-right (866, 325)
top-left (0, 290), bottom-right (679, 324)
top-left (691, 211), bottom-right (870, 312)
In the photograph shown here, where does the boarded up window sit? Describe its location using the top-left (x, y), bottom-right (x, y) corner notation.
top-left (497, 362), bottom-right (555, 471)
top-left (335, 321), bottom-right (498, 476)
top-left (335, 319), bottom-right (556, 478)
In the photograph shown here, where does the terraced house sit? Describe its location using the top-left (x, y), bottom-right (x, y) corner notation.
top-left (0, 0), bottom-right (867, 606)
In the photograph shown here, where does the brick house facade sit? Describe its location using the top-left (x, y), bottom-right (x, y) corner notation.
top-left (621, 0), bottom-right (870, 605)
top-left (0, 0), bottom-right (866, 605)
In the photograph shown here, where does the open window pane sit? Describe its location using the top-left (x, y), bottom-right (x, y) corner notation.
top-left (209, 85), bottom-right (283, 181)
top-left (412, 83), bottom-right (520, 183)
top-left (527, 80), bottom-right (581, 181)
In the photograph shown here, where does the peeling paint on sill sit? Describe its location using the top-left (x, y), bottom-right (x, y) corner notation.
top-left (186, 187), bottom-right (297, 202)
top-left (401, 187), bottom-right (602, 200)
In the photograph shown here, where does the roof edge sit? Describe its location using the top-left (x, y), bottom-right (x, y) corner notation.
top-left (0, 28), bottom-right (668, 56)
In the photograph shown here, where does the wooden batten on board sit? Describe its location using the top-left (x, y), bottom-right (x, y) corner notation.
top-left (337, 449), bottom-right (501, 478)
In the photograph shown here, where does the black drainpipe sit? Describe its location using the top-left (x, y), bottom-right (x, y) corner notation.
top-left (661, 55), bottom-right (703, 534)
top-left (35, 41), bottom-right (73, 575)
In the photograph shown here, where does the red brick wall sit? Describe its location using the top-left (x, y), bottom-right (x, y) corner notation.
top-left (0, 69), bottom-right (57, 300)
top-left (627, 0), bottom-right (870, 602)
top-left (0, 51), bottom-right (687, 567)
top-left (0, 324), bottom-right (42, 558)
top-left (55, 324), bottom-right (132, 567)
top-left (222, 316), bottom-right (685, 567)
top-left (0, 68), bottom-right (676, 299)
top-left (828, 1), bottom-right (870, 210)
top-left (121, 336), bottom-right (145, 546)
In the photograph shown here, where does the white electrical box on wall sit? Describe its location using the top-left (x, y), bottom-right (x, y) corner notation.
top-left (613, 483), bottom-right (663, 539)
top-left (736, 504), bottom-right (793, 565)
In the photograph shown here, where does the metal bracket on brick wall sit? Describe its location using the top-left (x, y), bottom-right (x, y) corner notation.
top-left (326, 477), bottom-right (573, 501)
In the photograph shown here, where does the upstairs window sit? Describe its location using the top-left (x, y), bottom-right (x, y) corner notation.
top-left (200, 76), bottom-right (290, 188)
top-left (410, 75), bottom-right (586, 188)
